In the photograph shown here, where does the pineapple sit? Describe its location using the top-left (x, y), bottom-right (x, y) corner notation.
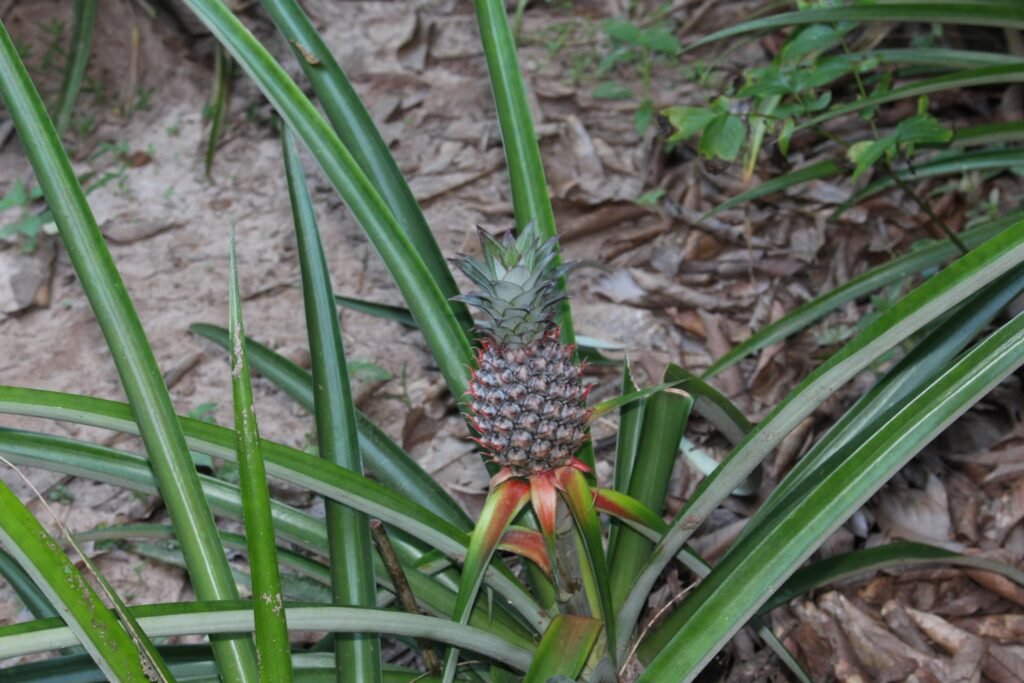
top-left (454, 223), bottom-right (591, 477)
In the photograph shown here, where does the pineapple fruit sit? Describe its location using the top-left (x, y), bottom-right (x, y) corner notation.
top-left (454, 223), bottom-right (591, 478)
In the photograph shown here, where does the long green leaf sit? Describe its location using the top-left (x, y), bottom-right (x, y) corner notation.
top-left (76, 523), bottom-right (535, 651)
top-left (677, 368), bottom-right (752, 444)
top-left (0, 602), bottom-right (535, 672)
top-left (0, 478), bottom-right (155, 681)
top-left (0, 414), bottom-right (546, 635)
top-left (472, 0), bottom-right (560, 299)
top-left (798, 65), bottom-right (1024, 132)
top-left (560, 468), bottom-right (616, 658)
top-left (78, 523), bottom-right (329, 591)
top-left (258, 0), bottom-right (473, 335)
top-left (204, 46), bottom-right (232, 176)
top-left (229, 234), bottom-right (292, 682)
top-left (0, 546), bottom-right (57, 620)
top-left (836, 148), bottom-right (1024, 216)
top-left (335, 295), bottom-right (417, 327)
top-left (608, 366), bottom-right (691, 611)
top-left (746, 264), bottom-right (1024, 541)
top-left (608, 364), bottom-right (645, 560)
top-left (334, 294), bottom-right (621, 363)
top-left (703, 211), bottom-right (1021, 376)
top-left (181, 0), bottom-right (474, 405)
top-left (762, 541), bottom-right (1024, 614)
top-left (950, 121), bottom-right (1024, 148)
top-left (868, 46), bottom-right (1024, 69)
top-left (2, 650), bottom-right (439, 683)
top-left (523, 615), bottom-right (601, 683)
top-left (624, 219), bottom-right (1024, 645)
top-left (599, 491), bottom-right (794, 670)
top-left (701, 160), bottom-right (843, 221)
top-left (53, 0), bottom-right (97, 135)
top-left (687, 4), bottom-right (1024, 51)
top-left (638, 308), bottom-right (1024, 680)
top-left (189, 323), bottom-right (472, 531)
top-left (283, 125), bottom-right (381, 681)
top-left (0, 19), bottom-right (258, 681)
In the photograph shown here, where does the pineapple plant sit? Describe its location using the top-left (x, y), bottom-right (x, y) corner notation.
top-left (454, 223), bottom-right (591, 479)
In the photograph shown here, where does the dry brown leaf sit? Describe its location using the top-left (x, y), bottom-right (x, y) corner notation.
top-left (874, 472), bottom-right (957, 549)
top-left (820, 592), bottom-right (927, 682)
top-left (956, 615), bottom-right (1024, 644)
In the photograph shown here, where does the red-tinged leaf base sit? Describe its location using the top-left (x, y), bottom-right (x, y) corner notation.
top-left (499, 527), bottom-right (552, 579)
top-left (443, 478), bottom-right (532, 681)
top-left (595, 488), bottom-right (668, 534)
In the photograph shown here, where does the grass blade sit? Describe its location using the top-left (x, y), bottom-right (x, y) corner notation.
top-left (638, 309), bottom-right (1024, 680)
top-left (0, 478), bottom-right (156, 681)
top-left (182, 0), bottom-right (474, 403)
top-left (0, 19), bottom-right (258, 681)
top-left (259, 0), bottom-right (473, 334)
top-left (624, 219), bottom-right (1024, 643)
top-left (228, 234), bottom-right (292, 682)
top-left (54, 0), bottom-right (97, 135)
top-left (283, 125), bottom-right (382, 681)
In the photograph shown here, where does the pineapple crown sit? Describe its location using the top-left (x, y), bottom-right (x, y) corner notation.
top-left (453, 222), bottom-right (576, 347)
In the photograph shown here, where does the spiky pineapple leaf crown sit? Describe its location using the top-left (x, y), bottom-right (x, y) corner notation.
top-left (452, 222), bottom-right (576, 347)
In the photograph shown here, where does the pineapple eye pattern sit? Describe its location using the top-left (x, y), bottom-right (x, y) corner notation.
top-left (454, 223), bottom-right (591, 477)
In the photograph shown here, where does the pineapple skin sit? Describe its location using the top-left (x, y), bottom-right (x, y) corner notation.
top-left (454, 223), bottom-right (590, 475)
top-left (468, 329), bottom-right (590, 476)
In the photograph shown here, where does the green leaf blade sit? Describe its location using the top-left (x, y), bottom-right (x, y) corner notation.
top-left (626, 219), bottom-right (1024, 654)
top-left (258, 0), bottom-right (474, 334)
top-left (182, 0), bottom-right (474, 412)
top-left (638, 308), bottom-right (1024, 680)
top-left (523, 615), bottom-right (601, 683)
top-left (0, 18), bottom-right (258, 681)
top-left (283, 126), bottom-right (382, 681)
top-left (0, 480), bottom-right (155, 682)
top-left (229, 233), bottom-right (293, 683)
top-left (188, 323), bottom-right (473, 531)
